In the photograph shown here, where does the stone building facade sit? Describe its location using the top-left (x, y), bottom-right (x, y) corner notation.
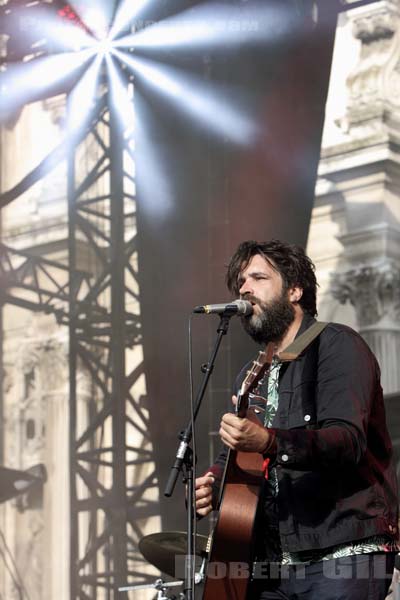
top-left (307, 0), bottom-right (400, 474)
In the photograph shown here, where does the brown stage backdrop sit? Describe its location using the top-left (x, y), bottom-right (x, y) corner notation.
top-left (135, 0), bottom-right (339, 532)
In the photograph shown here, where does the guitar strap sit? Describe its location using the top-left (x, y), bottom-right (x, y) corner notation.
top-left (278, 321), bottom-right (328, 362)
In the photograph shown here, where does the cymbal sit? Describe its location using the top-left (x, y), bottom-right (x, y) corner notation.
top-left (139, 531), bottom-right (209, 578)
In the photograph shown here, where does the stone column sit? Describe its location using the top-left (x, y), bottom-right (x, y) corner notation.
top-left (1, 325), bottom-right (70, 600)
top-left (332, 260), bottom-right (400, 393)
top-left (314, 0), bottom-right (400, 394)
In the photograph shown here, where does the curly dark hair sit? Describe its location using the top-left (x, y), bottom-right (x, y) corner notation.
top-left (226, 239), bottom-right (318, 317)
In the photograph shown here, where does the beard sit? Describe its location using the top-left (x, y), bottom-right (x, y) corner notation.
top-left (241, 290), bottom-right (295, 345)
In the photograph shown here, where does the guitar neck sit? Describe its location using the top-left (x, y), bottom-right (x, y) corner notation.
top-left (235, 391), bottom-right (248, 419)
top-left (216, 447), bottom-right (231, 511)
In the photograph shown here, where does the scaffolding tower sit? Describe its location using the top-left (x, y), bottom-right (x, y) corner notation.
top-left (0, 1), bottom-right (160, 597)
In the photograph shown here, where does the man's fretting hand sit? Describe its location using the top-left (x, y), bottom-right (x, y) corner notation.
top-left (219, 395), bottom-right (271, 453)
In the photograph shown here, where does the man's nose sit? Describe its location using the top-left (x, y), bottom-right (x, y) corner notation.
top-left (239, 280), bottom-right (253, 297)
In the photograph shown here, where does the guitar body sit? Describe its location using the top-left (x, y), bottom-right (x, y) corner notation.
top-left (202, 345), bottom-right (274, 600)
top-left (202, 446), bottom-right (265, 599)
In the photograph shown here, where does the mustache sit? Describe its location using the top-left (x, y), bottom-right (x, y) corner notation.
top-left (241, 294), bottom-right (262, 306)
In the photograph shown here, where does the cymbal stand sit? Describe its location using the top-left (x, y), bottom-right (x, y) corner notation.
top-left (119, 578), bottom-right (184, 599)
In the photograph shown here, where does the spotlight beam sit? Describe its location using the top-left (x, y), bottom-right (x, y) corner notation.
top-left (2, 1), bottom-right (268, 146)
top-left (0, 49), bottom-right (96, 114)
top-left (32, 12), bottom-right (96, 52)
top-left (108, 0), bottom-right (152, 41)
top-left (66, 52), bottom-right (104, 133)
top-left (111, 49), bottom-right (258, 145)
top-left (134, 115), bottom-right (175, 219)
top-left (105, 53), bottom-right (135, 135)
top-left (115, 2), bottom-right (298, 51)
top-left (0, 118), bottom-right (92, 209)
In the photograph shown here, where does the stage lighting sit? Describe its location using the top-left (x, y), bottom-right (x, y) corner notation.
top-left (112, 49), bottom-right (258, 146)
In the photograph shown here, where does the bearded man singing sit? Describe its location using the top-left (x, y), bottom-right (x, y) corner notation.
top-left (195, 239), bottom-right (399, 600)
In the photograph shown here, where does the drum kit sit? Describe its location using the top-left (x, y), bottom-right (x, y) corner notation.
top-left (118, 531), bottom-right (209, 599)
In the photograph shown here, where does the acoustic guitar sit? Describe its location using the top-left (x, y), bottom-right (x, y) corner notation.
top-left (202, 344), bottom-right (275, 600)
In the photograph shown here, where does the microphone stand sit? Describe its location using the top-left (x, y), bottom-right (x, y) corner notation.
top-left (164, 311), bottom-right (235, 600)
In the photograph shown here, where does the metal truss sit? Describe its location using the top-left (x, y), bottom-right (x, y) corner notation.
top-left (0, 242), bottom-right (89, 322)
top-left (0, 31), bottom-right (160, 600)
top-left (67, 87), bottom-right (160, 599)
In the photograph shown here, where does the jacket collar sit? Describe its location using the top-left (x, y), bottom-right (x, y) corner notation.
top-left (295, 312), bottom-right (316, 339)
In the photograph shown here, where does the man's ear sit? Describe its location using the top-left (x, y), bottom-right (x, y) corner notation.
top-left (289, 286), bottom-right (303, 303)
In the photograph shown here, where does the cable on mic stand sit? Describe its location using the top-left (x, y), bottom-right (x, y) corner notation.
top-left (164, 308), bottom-right (237, 600)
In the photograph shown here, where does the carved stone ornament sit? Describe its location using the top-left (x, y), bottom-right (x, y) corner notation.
top-left (344, 0), bottom-right (400, 131)
top-left (10, 337), bottom-right (68, 467)
top-left (331, 261), bottom-right (400, 328)
top-left (353, 2), bottom-right (399, 43)
top-left (19, 337), bottom-right (68, 391)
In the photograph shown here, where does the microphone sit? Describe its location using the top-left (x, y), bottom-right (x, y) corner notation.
top-left (193, 299), bottom-right (253, 316)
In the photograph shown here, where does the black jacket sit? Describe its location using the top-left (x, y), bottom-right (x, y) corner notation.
top-left (212, 314), bottom-right (399, 553)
